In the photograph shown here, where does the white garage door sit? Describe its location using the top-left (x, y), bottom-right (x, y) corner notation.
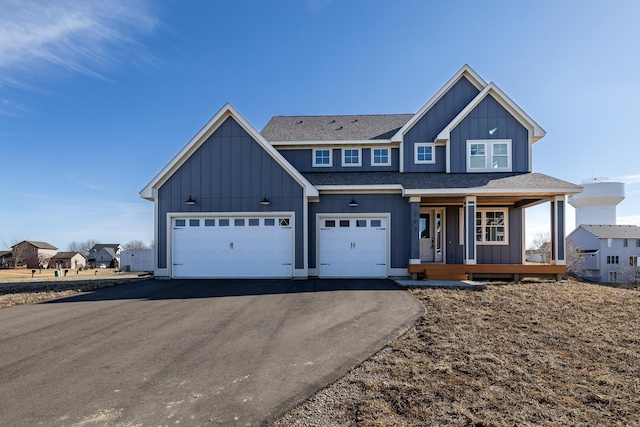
top-left (319, 217), bottom-right (387, 278)
top-left (172, 216), bottom-right (293, 278)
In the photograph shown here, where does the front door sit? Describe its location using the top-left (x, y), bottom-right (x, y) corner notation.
top-left (419, 209), bottom-right (444, 263)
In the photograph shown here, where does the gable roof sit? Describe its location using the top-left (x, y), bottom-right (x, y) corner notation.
top-left (390, 64), bottom-right (487, 143)
top-left (90, 244), bottom-right (121, 253)
top-left (261, 114), bottom-right (413, 143)
top-left (435, 82), bottom-right (546, 144)
top-left (140, 103), bottom-right (318, 201)
top-left (12, 241), bottom-right (57, 250)
top-left (51, 252), bottom-right (85, 260)
top-left (578, 224), bottom-right (640, 239)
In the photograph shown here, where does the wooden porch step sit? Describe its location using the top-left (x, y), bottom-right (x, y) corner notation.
top-left (425, 274), bottom-right (469, 281)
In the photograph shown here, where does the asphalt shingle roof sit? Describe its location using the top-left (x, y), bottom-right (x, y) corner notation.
top-left (261, 114), bottom-right (413, 142)
top-left (580, 224), bottom-right (640, 239)
top-left (23, 241), bottom-right (57, 250)
top-left (302, 172), bottom-right (581, 191)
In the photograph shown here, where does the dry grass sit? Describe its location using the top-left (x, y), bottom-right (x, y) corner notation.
top-left (274, 280), bottom-right (640, 426)
top-left (0, 269), bottom-right (150, 309)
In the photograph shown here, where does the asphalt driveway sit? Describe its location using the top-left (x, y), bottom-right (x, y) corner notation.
top-left (0, 279), bottom-right (424, 426)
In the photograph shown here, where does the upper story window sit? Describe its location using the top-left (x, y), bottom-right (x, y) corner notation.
top-left (342, 148), bottom-right (361, 167)
top-left (414, 143), bottom-right (435, 164)
top-left (371, 148), bottom-right (391, 166)
top-left (313, 149), bottom-right (332, 167)
top-left (467, 140), bottom-right (511, 172)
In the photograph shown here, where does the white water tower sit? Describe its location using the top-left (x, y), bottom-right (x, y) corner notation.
top-left (568, 177), bottom-right (625, 226)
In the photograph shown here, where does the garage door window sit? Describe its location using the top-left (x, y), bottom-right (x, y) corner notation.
top-left (190, 219), bottom-right (200, 226)
top-left (339, 220), bottom-right (350, 227)
top-left (175, 219), bottom-right (186, 227)
top-left (249, 218), bottom-right (259, 226)
top-left (356, 220), bottom-right (367, 227)
top-left (265, 218), bottom-right (275, 226)
top-left (371, 219), bottom-right (382, 228)
top-left (325, 220), bottom-right (336, 227)
top-left (205, 219), bottom-right (215, 226)
top-left (235, 219), bottom-right (245, 226)
top-left (219, 219), bottom-right (229, 226)
top-left (279, 218), bottom-right (290, 227)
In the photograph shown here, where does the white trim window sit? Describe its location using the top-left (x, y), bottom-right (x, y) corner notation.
top-left (414, 143), bottom-right (435, 164)
top-left (313, 149), bottom-right (332, 167)
top-left (371, 148), bottom-right (391, 166)
top-left (458, 208), bottom-right (508, 245)
top-left (467, 140), bottom-right (512, 172)
top-left (342, 148), bottom-right (361, 167)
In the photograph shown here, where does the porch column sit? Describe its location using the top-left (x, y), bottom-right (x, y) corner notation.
top-left (409, 196), bottom-right (421, 264)
top-left (550, 195), bottom-right (566, 265)
top-left (463, 196), bottom-right (477, 264)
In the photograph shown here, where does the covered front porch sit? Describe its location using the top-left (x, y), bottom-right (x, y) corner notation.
top-left (406, 192), bottom-right (569, 280)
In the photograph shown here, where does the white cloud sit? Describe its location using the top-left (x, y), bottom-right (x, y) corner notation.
top-left (0, 0), bottom-right (158, 86)
top-left (612, 174), bottom-right (640, 185)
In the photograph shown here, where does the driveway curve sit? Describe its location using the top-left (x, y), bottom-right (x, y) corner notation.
top-left (0, 279), bottom-right (423, 426)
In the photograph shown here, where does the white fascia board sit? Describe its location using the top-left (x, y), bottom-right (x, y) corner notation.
top-left (391, 64), bottom-right (487, 143)
top-left (436, 83), bottom-right (546, 144)
top-left (140, 103), bottom-right (318, 200)
top-left (271, 139), bottom-right (393, 146)
top-left (402, 187), bottom-right (583, 197)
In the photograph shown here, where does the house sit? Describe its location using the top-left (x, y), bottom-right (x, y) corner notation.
top-left (49, 252), bottom-right (87, 269)
top-left (0, 251), bottom-right (12, 268)
top-left (88, 244), bottom-right (122, 268)
top-left (10, 241), bottom-right (58, 269)
top-left (140, 65), bottom-right (581, 280)
top-left (567, 224), bottom-right (640, 283)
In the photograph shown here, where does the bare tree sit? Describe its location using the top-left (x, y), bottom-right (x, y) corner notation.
top-left (67, 239), bottom-right (100, 257)
top-left (8, 238), bottom-right (29, 267)
top-left (565, 239), bottom-right (586, 278)
top-left (528, 232), bottom-right (551, 264)
top-left (618, 256), bottom-right (639, 285)
top-left (37, 252), bottom-right (53, 270)
top-left (123, 240), bottom-right (150, 250)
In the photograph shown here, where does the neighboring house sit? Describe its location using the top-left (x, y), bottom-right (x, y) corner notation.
top-left (567, 224), bottom-right (640, 283)
top-left (120, 249), bottom-right (154, 272)
top-left (140, 65), bottom-right (581, 280)
top-left (10, 241), bottom-right (58, 269)
top-left (0, 251), bottom-right (12, 268)
top-left (88, 244), bottom-right (123, 268)
top-left (49, 252), bottom-right (87, 269)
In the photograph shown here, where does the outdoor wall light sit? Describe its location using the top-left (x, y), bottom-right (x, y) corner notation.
top-left (260, 196), bottom-right (271, 205)
top-left (348, 198), bottom-right (358, 207)
top-left (185, 196), bottom-right (196, 205)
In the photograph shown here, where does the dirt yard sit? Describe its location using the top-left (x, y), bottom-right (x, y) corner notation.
top-left (0, 268), bottom-right (150, 309)
top-left (273, 280), bottom-right (640, 426)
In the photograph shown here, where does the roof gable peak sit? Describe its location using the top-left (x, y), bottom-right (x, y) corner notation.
top-left (391, 64), bottom-right (487, 142)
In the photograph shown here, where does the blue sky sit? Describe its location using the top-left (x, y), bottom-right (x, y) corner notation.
top-left (1, 0), bottom-right (639, 251)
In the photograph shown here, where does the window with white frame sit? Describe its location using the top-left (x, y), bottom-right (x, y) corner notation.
top-left (414, 143), bottom-right (435, 164)
top-left (371, 148), bottom-right (391, 166)
top-left (313, 149), bottom-right (332, 167)
top-left (467, 140), bottom-right (512, 172)
top-left (342, 148), bottom-right (361, 167)
top-left (459, 208), bottom-right (508, 245)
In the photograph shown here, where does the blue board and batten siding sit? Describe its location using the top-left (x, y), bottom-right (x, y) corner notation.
top-left (308, 193), bottom-right (410, 269)
top-left (449, 95), bottom-right (530, 173)
top-left (156, 117), bottom-right (305, 270)
top-left (446, 206), bottom-right (523, 264)
top-left (280, 148), bottom-right (400, 172)
top-left (403, 77), bottom-right (480, 172)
